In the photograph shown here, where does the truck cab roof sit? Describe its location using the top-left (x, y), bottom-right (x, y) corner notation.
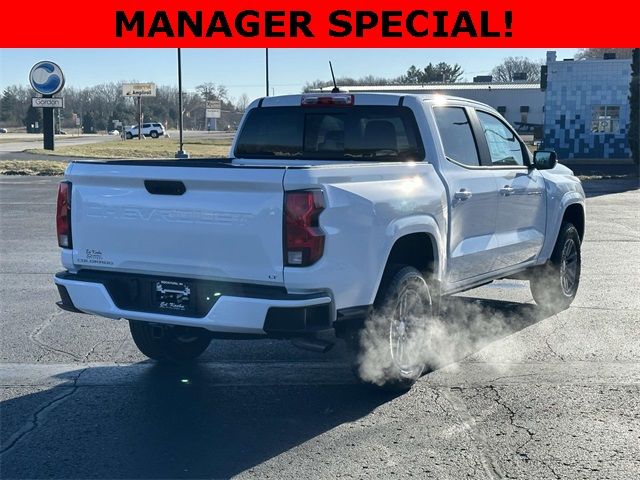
top-left (249, 92), bottom-right (494, 111)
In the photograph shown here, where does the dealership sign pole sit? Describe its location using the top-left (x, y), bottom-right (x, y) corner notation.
top-left (29, 61), bottom-right (65, 150)
top-left (122, 83), bottom-right (156, 139)
top-left (205, 100), bottom-right (221, 131)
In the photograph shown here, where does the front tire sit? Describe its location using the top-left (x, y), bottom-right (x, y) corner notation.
top-left (125, 132), bottom-right (133, 140)
top-left (150, 131), bottom-right (158, 138)
top-left (348, 265), bottom-right (437, 391)
top-left (128, 320), bottom-right (213, 363)
top-left (530, 222), bottom-right (581, 312)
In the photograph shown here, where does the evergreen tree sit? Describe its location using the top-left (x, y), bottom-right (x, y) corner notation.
top-left (82, 112), bottom-right (95, 133)
top-left (23, 106), bottom-right (42, 133)
top-left (401, 62), bottom-right (464, 84)
top-left (0, 89), bottom-right (14, 122)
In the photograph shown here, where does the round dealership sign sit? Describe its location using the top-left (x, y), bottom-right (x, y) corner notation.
top-left (29, 61), bottom-right (65, 96)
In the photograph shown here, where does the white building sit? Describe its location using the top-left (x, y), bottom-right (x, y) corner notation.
top-left (318, 83), bottom-right (544, 133)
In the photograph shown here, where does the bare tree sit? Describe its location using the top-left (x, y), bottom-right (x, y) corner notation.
top-left (196, 82), bottom-right (228, 102)
top-left (236, 93), bottom-right (250, 112)
top-left (303, 75), bottom-right (400, 92)
top-left (491, 57), bottom-right (543, 82)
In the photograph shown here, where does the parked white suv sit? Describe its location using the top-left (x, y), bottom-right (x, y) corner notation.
top-left (54, 93), bottom-right (585, 390)
top-left (125, 122), bottom-right (165, 139)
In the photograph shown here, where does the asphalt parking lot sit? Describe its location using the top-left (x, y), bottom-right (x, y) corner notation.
top-left (0, 175), bottom-right (639, 479)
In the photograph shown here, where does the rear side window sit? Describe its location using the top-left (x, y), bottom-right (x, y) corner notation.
top-left (235, 106), bottom-right (424, 161)
top-left (433, 107), bottom-right (480, 167)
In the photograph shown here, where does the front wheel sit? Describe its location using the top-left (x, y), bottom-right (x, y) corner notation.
top-left (530, 222), bottom-right (581, 312)
top-left (150, 131), bottom-right (158, 138)
top-left (125, 132), bottom-right (133, 140)
top-left (347, 265), bottom-right (437, 391)
top-left (128, 320), bottom-right (213, 363)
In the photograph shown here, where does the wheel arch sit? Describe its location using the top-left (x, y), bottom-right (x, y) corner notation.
top-left (370, 217), bottom-right (443, 305)
top-left (538, 192), bottom-right (585, 264)
top-left (562, 203), bottom-right (585, 241)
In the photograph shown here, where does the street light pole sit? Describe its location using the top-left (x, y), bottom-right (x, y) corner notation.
top-left (176, 48), bottom-right (189, 159)
top-left (265, 48), bottom-right (270, 97)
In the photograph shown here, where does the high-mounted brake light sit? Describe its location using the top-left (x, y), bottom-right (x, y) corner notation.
top-left (56, 181), bottom-right (72, 248)
top-left (301, 94), bottom-right (354, 107)
top-left (284, 190), bottom-right (325, 266)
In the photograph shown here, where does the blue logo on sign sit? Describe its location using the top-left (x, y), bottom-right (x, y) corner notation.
top-left (30, 62), bottom-right (65, 95)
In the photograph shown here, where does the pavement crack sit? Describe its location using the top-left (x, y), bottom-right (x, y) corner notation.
top-left (439, 388), bottom-right (503, 480)
top-left (540, 459), bottom-right (561, 479)
top-left (544, 337), bottom-right (566, 362)
top-left (82, 341), bottom-right (104, 363)
top-left (29, 310), bottom-right (81, 362)
top-left (489, 373), bottom-right (536, 384)
top-left (432, 388), bottom-right (450, 416)
top-left (487, 385), bottom-right (536, 464)
top-left (0, 368), bottom-right (87, 457)
top-left (542, 315), bottom-right (568, 362)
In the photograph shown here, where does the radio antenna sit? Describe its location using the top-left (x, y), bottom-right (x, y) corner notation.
top-left (329, 61), bottom-right (339, 93)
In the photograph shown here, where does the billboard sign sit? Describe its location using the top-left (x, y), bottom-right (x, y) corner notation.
top-left (122, 83), bottom-right (157, 97)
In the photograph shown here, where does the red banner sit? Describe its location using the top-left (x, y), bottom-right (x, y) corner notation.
top-left (2, 1), bottom-right (638, 47)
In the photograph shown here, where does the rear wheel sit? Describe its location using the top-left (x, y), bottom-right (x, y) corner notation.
top-left (128, 320), bottom-right (213, 363)
top-left (347, 265), bottom-right (437, 391)
top-left (530, 222), bottom-right (581, 312)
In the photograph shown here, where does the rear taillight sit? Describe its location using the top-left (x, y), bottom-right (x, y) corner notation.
top-left (56, 181), bottom-right (72, 248)
top-left (284, 190), bottom-right (325, 267)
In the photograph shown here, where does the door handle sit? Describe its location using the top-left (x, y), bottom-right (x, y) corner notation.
top-left (499, 185), bottom-right (515, 196)
top-left (454, 189), bottom-right (473, 201)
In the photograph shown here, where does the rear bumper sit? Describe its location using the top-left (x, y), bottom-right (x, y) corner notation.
top-left (54, 271), bottom-right (333, 336)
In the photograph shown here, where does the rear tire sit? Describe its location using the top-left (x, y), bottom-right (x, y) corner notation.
top-left (128, 320), bottom-right (213, 363)
top-left (530, 222), bottom-right (581, 312)
top-left (347, 265), bottom-right (437, 391)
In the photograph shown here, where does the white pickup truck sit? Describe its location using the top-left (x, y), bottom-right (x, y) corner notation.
top-left (54, 93), bottom-right (585, 389)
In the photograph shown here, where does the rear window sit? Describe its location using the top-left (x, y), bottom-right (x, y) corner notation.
top-left (235, 106), bottom-right (424, 161)
top-left (433, 107), bottom-right (480, 167)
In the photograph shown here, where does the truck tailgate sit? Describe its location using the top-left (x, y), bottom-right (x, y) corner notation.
top-left (66, 162), bottom-right (285, 285)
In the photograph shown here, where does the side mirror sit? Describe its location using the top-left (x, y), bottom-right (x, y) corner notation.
top-left (533, 150), bottom-right (557, 170)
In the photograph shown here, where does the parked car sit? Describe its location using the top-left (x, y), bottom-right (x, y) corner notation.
top-left (54, 93), bottom-right (585, 390)
top-left (108, 130), bottom-right (120, 136)
top-left (125, 122), bottom-right (165, 139)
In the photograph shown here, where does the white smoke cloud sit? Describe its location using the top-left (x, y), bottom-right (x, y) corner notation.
top-left (354, 287), bottom-right (552, 386)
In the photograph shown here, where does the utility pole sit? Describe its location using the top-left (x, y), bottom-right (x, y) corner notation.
top-left (265, 48), bottom-right (270, 97)
top-left (176, 48), bottom-right (189, 158)
top-left (137, 96), bottom-right (142, 140)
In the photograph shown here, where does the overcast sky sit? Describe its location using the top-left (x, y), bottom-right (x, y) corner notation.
top-left (0, 48), bottom-right (579, 101)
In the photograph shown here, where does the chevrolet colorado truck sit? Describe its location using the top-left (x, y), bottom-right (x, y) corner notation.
top-left (54, 93), bottom-right (585, 389)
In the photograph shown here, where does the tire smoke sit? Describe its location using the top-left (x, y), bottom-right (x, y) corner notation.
top-left (356, 289), bottom-right (547, 386)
